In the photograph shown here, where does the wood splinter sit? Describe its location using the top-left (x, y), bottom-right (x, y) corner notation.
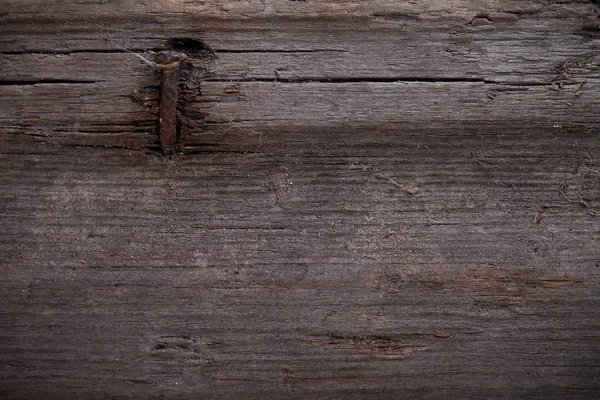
top-left (156, 51), bottom-right (187, 154)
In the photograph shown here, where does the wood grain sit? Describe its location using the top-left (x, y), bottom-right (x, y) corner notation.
top-left (1, 1), bottom-right (600, 398)
top-left (2, 0), bottom-right (600, 145)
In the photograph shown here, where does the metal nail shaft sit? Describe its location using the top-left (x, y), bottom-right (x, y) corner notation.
top-left (156, 51), bottom-right (187, 154)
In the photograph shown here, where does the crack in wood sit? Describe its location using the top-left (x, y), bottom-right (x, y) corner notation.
top-left (311, 333), bottom-right (441, 359)
top-left (203, 76), bottom-right (500, 84)
top-left (0, 49), bottom-right (153, 55)
top-left (0, 79), bottom-right (99, 85)
top-left (151, 336), bottom-right (219, 364)
top-left (214, 49), bottom-right (349, 53)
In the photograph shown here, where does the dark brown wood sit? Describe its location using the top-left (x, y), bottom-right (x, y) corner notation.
top-left (1, 1), bottom-right (600, 399)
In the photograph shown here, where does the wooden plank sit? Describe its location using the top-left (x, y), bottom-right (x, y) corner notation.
top-left (1, 0), bottom-right (600, 145)
top-left (0, 0), bottom-right (591, 21)
top-left (1, 128), bottom-right (599, 398)
top-left (1, 0), bottom-right (600, 398)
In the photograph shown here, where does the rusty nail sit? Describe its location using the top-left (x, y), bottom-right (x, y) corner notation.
top-left (156, 51), bottom-right (187, 154)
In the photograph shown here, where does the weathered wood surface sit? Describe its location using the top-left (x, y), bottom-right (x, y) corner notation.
top-left (2, 0), bottom-right (600, 148)
top-left (1, 1), bottom-right (600, 399)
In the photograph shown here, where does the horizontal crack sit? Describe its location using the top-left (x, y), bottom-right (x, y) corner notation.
top-left (0, 79), bottom-right (99, 85)
top-left (204, 77), bottom-right (553, 86)
top-left (2, 48), bottom-right (349, 55)
top-left (180, 148), bottom-right (257, 155)
top-left (63, 143), bottom-right (145, 151)
top-left (0, 49), bottom-right (150, 55)
top-left (214, 49), bottom-right (349, 54)
top-left (205, 76), bottom-right (497, 84)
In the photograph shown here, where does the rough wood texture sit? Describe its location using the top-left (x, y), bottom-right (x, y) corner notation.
top-left (1, 1), bottom-right (600, 399)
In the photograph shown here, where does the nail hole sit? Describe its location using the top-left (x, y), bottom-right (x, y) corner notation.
top-left (167, 38), bottom-right (214, 57)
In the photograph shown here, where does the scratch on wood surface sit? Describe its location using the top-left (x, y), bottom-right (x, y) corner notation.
top-left (380, 264), bottom-right (585, 293)
top-left (310, 333), bottom-right (449, 360)
top-left (375, 173), bottom-right (422, 195)
top-left (151, 336), bottom-right (218, 365)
